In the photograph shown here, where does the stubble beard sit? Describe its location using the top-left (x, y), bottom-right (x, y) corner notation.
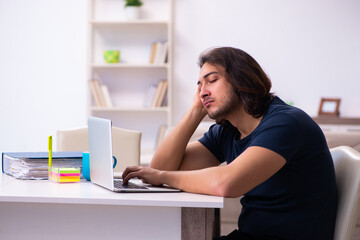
top-left (207, 90), bottom-right (241, 124)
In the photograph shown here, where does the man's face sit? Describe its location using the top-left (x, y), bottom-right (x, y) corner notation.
top-left (198, 63), bottom-right (240, 122)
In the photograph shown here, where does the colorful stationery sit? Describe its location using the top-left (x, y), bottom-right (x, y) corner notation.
top-left (49, 167), bottom-right (80, 183)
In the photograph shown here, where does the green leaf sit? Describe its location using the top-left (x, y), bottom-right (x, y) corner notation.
top-left (124, 0), bottom-right (143, 7)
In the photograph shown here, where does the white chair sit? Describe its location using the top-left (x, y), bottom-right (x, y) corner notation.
top-left (331, 146), bottom-right (360, 240)
top-left (56, 126), bottom-right (141, 172)
top-left (56, 127), bottom-right (89, 152)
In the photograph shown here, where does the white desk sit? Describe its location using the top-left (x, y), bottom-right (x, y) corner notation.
top-left (0, 173), bottom-right (223, 240)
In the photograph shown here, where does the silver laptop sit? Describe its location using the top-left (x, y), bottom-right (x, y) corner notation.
top-left (88, 116), bottom-right (180, 193)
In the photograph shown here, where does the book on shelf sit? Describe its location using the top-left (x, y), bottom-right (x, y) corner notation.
top-left (157, 41), bottom-right (168, 65)
top-left (153, 42), bottom-right (163, 64)
top-left (154, 80), bottom-right (168, 107)
top-left (155, 124), bottom-right (167, 149)
top-left (101, 84), bottom-right (113, 107)
top-left (149, 42), bottom-right (157, 64)
top-left (89, 79), bottom-right (104, 106)
top-left (151, 80), bottom-right (165, 107)
top-left (89, 79), bottom-right (113, 107)
top-left (2, 151), bottom-right (83, 180)
top-left (143, 80), bottom-right (168, 108)
top-left (149, 41), bottom-right (168, 65)
top-left (144, 84), bottom-right (157, 107)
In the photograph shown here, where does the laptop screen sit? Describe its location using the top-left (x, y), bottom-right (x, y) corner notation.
top-left (88, 116), bottom-right (115, 190)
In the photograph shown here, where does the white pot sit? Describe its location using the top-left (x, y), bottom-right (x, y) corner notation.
top-left (125, 6), bottom-right (141, 20)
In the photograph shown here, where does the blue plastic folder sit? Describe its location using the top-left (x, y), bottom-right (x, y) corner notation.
top-left (2, 151), bottom-right (82, 180)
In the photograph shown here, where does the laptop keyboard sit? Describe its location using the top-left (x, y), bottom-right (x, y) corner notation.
top-left (114, 180), bottom-right (147, 190)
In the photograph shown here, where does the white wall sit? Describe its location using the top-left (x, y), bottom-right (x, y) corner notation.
top-left (173, 0), bottom-right (360, 124)
top-left (0, 0), bottom-right (87, 153)
top-left (0, 0), bottom-right (359, 153)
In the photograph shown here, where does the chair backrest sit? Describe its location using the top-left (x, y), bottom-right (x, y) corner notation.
top-left (56, 126), bottom-right (141, 172)
top-left (331, 146), bottom-right (360, 240)
top-left (57, 127), bottom-right (89, 152)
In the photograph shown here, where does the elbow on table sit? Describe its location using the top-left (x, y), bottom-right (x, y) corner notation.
top-left (211, 180), bottom-right (243, 198)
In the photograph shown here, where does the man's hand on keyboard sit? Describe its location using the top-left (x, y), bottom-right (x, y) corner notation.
top-left (122, 166), bottom-right (164, 186)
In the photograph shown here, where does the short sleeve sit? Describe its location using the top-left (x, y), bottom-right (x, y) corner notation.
top-left (198, 124), bottom-right (227, 163)
top-left (249, 113), bottom-right (304, 162)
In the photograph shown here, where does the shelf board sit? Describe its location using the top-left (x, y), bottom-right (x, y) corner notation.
top-left (90, 63), bottom-right (168, 69)
top-left (90, 20), bottom-right (168, 26)
top-left (91, 106), bottom-right (169, 112)
top-left (313, 116), bottom-right (360, 125)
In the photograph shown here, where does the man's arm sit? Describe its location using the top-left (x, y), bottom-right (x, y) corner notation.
top-left (123, 146), bottom-right (286, 197)
top-left (150, 86), bottom-right (217, 171)
top-left (165, 146), bottom-right (286, 197)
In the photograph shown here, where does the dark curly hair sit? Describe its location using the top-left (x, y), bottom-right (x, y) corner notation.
top-left (198, 47), bottom-right (274, 118)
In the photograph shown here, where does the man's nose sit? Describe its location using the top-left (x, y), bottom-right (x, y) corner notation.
top-left (200, 85), bottom-right (210, 98)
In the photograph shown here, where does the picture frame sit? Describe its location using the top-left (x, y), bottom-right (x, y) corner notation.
top-left (318, 98), bottom-right (341, 117)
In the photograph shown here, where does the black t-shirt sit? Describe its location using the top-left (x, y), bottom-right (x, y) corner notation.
top-left (199, 97), bottom-right (337, 240)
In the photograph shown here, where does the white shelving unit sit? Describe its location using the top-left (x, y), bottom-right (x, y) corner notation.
top-left (87, 0), bottom-right (173, 156)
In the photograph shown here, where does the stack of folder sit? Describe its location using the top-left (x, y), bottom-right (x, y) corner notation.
top-left (2, 151), bottom-right (82, 180)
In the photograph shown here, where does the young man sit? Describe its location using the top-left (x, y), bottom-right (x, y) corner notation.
top-left (123, 47), bottom-right (337, 240)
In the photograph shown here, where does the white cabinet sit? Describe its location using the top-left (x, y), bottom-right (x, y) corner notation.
top-left (87, 0), bottom-right (173, 154)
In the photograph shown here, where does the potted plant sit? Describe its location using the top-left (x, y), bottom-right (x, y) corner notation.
top-left (124, 0), bottom-right (143, 20)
